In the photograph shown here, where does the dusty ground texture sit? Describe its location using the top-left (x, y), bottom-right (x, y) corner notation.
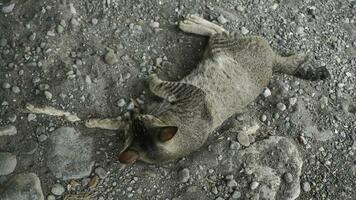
top-left (0, 0), bottom-right (356, 199)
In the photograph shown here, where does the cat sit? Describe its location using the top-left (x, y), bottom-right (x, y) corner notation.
top-left (115, 14), bottom-right (330, 164)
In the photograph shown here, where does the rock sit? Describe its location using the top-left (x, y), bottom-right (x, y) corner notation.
top-left (277, 102), bottom-right (287, 111)
top-left (51, 183), bottom-right (65, 196)
top-left (38, 134), bottom-right (48, 142)
top-left (91, 18), bottom-right (98, 25)
top-left (0, 125), bottom-right (17, 136)
top-left (117, 98), bottom-right (126, 107)
top-left (296, 27), bottom-right (305, 36)
top-left (227, 179), bottom-right (238, 188)
top-left (104, 49), bottom-right (118, 65)
top-left (217, 15), bottom-right (229, 24)
top-left (283, 172), bottom-right (293, 183)
top-left (2, 82), bottom-right (11, 89)
top-left (241, 27), bottom-right (249, 35)
top-left (95, 167), bottom-right (108, 179)
top-left (150, 21), bottom-right (160, 28)
top-left (250, 181), bottom-right (259, 190)
top-left (0, 173), bottom-right (44, 200)
top-left (44, 91), bottom-right (53, 100)
top-left (47, 195), bottom-right (56, 200)
top-left (231, 191), bottom-right (241, 199)
top-left (70, 18), bottom-right (80, 27)
top-left (2, 3), bottom-right (15, 13)
top-left (178, 168), bottom-right (190, 183)
top-left (261, 114), bottom-right (267, 122)
top-left (11, 86), bottom-right (20, 93)
top-left (302, 182), bottom-right (311, 192)
top-left (289, 97), bottom-right (298, 106)
top-left (237, 131), bottom-right (250, 147)
top-left (0, 152), bottom-right (17, 175)
top-left (56, 25), bottom-right (64, 34)
top-left (263, 88), bottom-right (271, 97)
top-left (47, 127), bottom-right (94, 180)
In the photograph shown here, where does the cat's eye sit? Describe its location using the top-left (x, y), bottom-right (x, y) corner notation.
top-left (118, 149), bottom-right (139, 164)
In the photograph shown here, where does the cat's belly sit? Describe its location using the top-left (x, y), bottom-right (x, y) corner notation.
top-left (185, 54), bottom-right (271, 129)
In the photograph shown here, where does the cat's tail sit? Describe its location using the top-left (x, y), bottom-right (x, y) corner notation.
top-left (272, 53), bottom-right (330, 81)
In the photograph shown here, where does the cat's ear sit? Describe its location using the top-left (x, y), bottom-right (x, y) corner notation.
top-left (158, 126), bottom-right (178, 142)
top-left (118, 149), bottom-right (139, 164)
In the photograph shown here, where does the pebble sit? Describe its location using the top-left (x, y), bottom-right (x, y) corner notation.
top-left (0, 38), bottom-right (7, 47)
top-left (104, 49), bottom-right (118, 65)
top-left (150, 21), bottom-right (160, 28)
top-left (44, 91), bottom-right (53, 100)
top-left (230, 141), bottom-right (241, 150)
top-left (231, 191), bottom-right (241, 199)
top-left (70, 18), bottom-right (80, 27)
top-left (0, 152), bottom-right (17, 175)
top-left (277, 102), bottom-right (287, 111)
top-left (289, 97), bottom-right (298, 106)
top-left (56, 25), bottom-right (64, 34)
top-left (217, 15), bottom-right (229, 24)
top-left (8, 114), bottom-right (17, 122)
top-left (95, 167), bottom-right (108, 179)
top-left (283, 172), bottom-right (293, 183)
top-left (211, 186), bottom-right (218, 194)
top-left (237, 131), bottom-right (250, 147)
top-left (241, 27), bottom-right (249, 35)
top-left (38, 134), bottom-right (48, 142)
top-left (216, 197), bottom-right (224, 200)
top-left (302, 181), bottom-right (311, 192)
top-left (296, 27), bottom-right (305, 36)
top-left (11, 86), bottom-right (20, 93)
top-left (227, 179), bottom-right (238, 188)
top-left (51, 183), bottom-right (65, 196)
top-left (178, 168), bottom-right (190, 183)
top-left (263, 88), bottom-right (271, 97)
top-left (117, 99), bottom-right (126, 107)
top-left (28, 113), bottom-right (37, 121)
top-left (261, 114), bottom-right (267, 122)
top-left (0, 125), bottom-right (17, 137)
top-left (250, 181), bottom-right (259, 190)
top-left (29, 32), bottom-right (36, 41)
top-left (2, 3), bottom-right (15, 13)
top-left (156, 57), bottom-right (163, 66)
top-left (47, 195), bottom-right (56, 200)
top-left (92, 18), bottom-right (98, 25)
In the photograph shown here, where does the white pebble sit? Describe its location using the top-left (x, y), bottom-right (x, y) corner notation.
top-left (51, 183), bottom-right (65, 196)
top-left (263, 88), bottom-right (271, 97)
top-left (250, 181), bottom-right (259, 190)
top-left (241, 27), bottom-right (249, 35)
top-left (277, 102), bottom-right (286, 111)
top-left (217, 15), bottom-right (229, 24)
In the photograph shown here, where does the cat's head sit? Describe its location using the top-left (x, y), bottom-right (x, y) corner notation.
top-left (118, 114), bottom-right (178, 164)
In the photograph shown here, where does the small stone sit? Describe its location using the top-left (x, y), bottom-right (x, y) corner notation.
top-left (44, 91), bottom-right (53, 100)
top-left (51, 183), bottom-right (65, 196)
top-left (296, 27), bottom-right (305, 36)
top-left (283, 172), bottom-right (293, 183)
top-left (215, 197), bottom-right (224, 200)
top-left (150, 21), bottom-right (160, 28)
top-left (302, 181), bottom-right (311, 192)
top-left (11, 86), bottom-right (20, 93)
top-left (0, 126), bottom-right (17, 136)
top-left (126, 101), bottom-right (135, 110)
top-left (261, 114), bottom-right (267, 122)
top-left (28, 114), bottom-right (36, 122)
top-left (2, 3), bottom-right (15, 13)
top-left (225, 174), bottom-right (234, 180)
top-left (231, 191), bottom-right (241, 199)
top-left (277, 102), bottom-right (286, 111)
top-left (156, 57), bottom-right (163, 66)
top-left (95, 167), bottom-right (107, 179)
top-left (0, 38), bottom-right (7, 47)
top-left (250, 181), bottom-right (259, 190)
top-left (289, 97), bottom-right (297, 106)
top-left (0, 152), bottom-right (17, 175)
top-left (56, 25), bottom-right (64, 34)
top-left (211, 186), bottom-right (218, 194)
top-left (178, 168), bottom-right (190, 183)
top-left (241, 27), bottom-right (249, 35)
top-left (230, 141), bottom-right (241, 150)
top-left (91, 18), bottom-right (98, 25)
top-left (263, 88), bottom-right (271, 97)
top-left (8, 114), bottom-right (17, 122)
top-left (2, 82), bottom-right (11, 89)
top-left (227, 179), bottom-right (238, 188)
top-left (217, 15), bottom-right (229, 24)
top-left (117, 99), bottom-right (126, 107)
top-left (104, 49), bottom-right (118, 65)
top-left (237, 131), bottom-right (250, 147)
top-left (38, 134), bottom-right (48, 142)
top-left (70, 18), bottom-right (80, 27)
top-left (47, 195), bottom-right (56, 200)
top-left (88, 175), bottom-right (100, 189)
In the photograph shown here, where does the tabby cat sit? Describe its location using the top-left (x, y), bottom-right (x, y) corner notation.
top-left (116, 14), bottom-right (329, 164)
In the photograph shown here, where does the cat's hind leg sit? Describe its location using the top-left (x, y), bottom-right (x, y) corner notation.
top-left (179, 14), bottom-right (229, 36)
top-left (273, 54), bottom-right (330, 81)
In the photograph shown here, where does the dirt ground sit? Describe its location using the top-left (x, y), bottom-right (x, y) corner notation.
top-left (0, 0), bottom-right (355, 200)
